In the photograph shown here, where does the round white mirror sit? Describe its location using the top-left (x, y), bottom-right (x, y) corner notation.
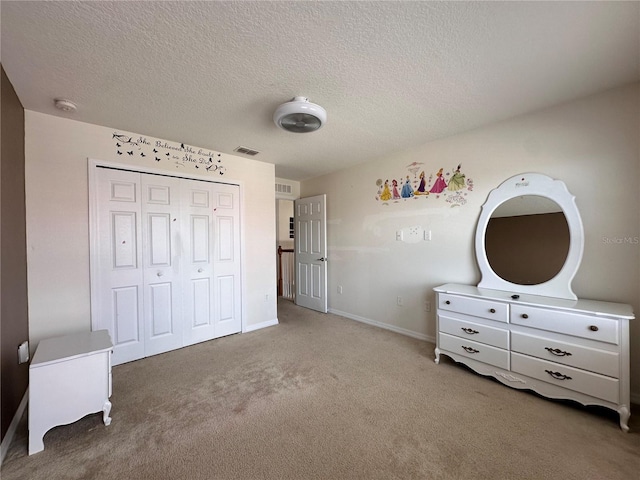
top-left (475, 173), bottom-right (583, 300)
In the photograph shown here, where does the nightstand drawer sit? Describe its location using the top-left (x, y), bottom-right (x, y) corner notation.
top-left (511, 305), bottom-right (619, 344)
top-left (439, 314), bottom-right (509, 349)
top-left (439, 332), bottom-right (509, 369)
top-left (511, 331), bottom-right (619, 378)
top-left (438, 293), bottom-right (508, 323)
top-left (511, 352), bottom-right (619, 403)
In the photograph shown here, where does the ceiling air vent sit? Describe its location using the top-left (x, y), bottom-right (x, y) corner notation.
top-left (234, 146), bottom-right (260, 156)
top-left (275, 183), bottom-right (292, 195)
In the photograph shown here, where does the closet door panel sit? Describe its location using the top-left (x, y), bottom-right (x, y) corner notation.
top-left (112, 286), bottom-right (141, 345)
top-left (142, 175), bottom-right (183, 357)
top-left (182, 184), bottom-right (217, 345)
top-left (93, 168), bottom-right (145, 365)
top-left (213, 184), bottom-right (242, 338)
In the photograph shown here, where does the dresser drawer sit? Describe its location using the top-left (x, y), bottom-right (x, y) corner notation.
top-left (511, 331), bottom-right (619, 378)
top-left (511, 352), bottom-right (619, 403)
top-left (439, 314), bottom-right (509, 349)
top-left (510, 305), bottom-right (619, 345)
top-left (439, 333), bottom-right (509, 369)
top-left (438, 293), bottom-right (508, 323)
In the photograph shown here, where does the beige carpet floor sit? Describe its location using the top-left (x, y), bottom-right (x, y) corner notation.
top-left (2, 299), bottom-right (640, 479)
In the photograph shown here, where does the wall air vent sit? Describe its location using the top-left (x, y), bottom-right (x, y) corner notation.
top-left (275, 183), bottom-right (292, 195)
top-left (234, 146), bottom-right (260, 156)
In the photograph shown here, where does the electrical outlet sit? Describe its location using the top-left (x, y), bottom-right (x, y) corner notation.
top-left (424, 301), bottom-right (431, 312)
top-left (424, 230), bottom-right (432, 241)
top-left (338, 285), bottom-right (343, 294)
top-left (265, 294), bottom-right (269, 302)
top-left (18, 341), bottom-right (29, 364)
top-left (397, 296), bottom-right (403, 306)
top-left (396, 230), bottom-right (403, 241)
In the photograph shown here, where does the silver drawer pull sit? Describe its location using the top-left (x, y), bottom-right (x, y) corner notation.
top-left (545, 370), bottom-right (572, 381)
top-left (461, 327), bottom-right (479, 335)
top-left (589, 325), bottom-right (599, 332)
top-left (545, 347), bottom-right (572, 357)
top-left (461, 346), bottom-right (480, 354)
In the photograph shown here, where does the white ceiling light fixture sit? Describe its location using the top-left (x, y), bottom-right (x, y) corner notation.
top-left (54, 98), bottom-right (77, 112)
top-left (273, 96), bottom-right (326, 133)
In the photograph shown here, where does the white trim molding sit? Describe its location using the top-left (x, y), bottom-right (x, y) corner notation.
top-left (329, 309), bottom-right (434, 343)
top-left (243, 318), bottom-right (279, 333)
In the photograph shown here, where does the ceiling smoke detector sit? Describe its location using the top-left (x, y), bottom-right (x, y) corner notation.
top-left (273, 96), bottom-right (326, 133)
top-left (54, 98), bottom-right (77, 112)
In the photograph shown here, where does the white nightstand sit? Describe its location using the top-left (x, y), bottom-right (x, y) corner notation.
top-left (29, 330), bottom-right (113, 455)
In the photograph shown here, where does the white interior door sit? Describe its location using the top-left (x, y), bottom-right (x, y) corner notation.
top-left (141, 175), bottom-right (183, 357)
top-left (294, 194), bottom-right (327, 313)
top-left (93, 167), bottom-right (145, 364)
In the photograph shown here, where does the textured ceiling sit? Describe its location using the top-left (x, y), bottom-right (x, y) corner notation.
top-left (2, 1), bottom-right (639, 181)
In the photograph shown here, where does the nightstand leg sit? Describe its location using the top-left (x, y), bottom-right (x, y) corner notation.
top-left (618, 405), bottom-right (630, 432)
top-left (103, 400), bottom-right (112, 426)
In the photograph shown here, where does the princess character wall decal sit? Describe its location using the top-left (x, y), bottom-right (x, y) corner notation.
top-left (430, 168), bottom-right (447, 194)
top-left (392, 179), bottom-right (401, 200)
top-left (401, 175), bottom-right (414, 198)
top-left (380, 179), bottom-right (392, 201)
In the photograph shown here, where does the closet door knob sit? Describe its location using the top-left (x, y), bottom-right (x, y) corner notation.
top-left (197, 268), bottom-right (204, 273)
top-left (157, 272), bottom-right (163, 277)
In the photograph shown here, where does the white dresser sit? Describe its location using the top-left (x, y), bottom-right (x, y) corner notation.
top-left (29, 330), bottom-right (113, 454)
top-left (434, 283), bottom-right (634, 431)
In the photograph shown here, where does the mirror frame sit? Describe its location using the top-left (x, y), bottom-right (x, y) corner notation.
top-left (475, 173), bottom-right (584, 300)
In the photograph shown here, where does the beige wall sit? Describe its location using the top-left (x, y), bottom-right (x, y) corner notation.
top-left (24, 112), bottom-right (277, 352)
top-left (301, 83), bottom-right (640, 399)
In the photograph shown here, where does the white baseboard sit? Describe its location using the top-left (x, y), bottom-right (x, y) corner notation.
top-left (0, 387), bottom-right (28, 466)
top-left (329, 308), bottom-right (435, 343)
top-left (243, 318), bottom-right (279, 333)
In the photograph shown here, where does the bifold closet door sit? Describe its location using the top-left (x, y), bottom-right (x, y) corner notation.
top-left (92, 166), bottom-right (241, 365)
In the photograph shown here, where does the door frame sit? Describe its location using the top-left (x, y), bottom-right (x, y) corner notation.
top-left (88, 158), bottom-right (247, 336)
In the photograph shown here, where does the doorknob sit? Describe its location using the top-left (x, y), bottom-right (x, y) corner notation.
top-left (316, 257), bottom-right (326, 262)
top-left (197, 268), bottom-right (204, 273)
top-left (157, 272), bottom-right (163, 277)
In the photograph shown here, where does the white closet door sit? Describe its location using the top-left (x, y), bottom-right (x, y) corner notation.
top-left (141, 175), bottom-right (183, 356)
top-left (181, 182), bottom-right (216, 346)
top-left (91, 163), bottom-right (243, 364)
top-left (93, 168), bottom-right (145, 364)
top-left (212, 183), bottom-right (242, 338)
